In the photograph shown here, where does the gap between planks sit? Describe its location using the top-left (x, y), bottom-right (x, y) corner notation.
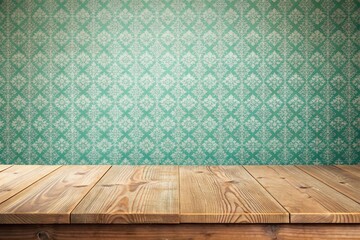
top-left (68, 165), bottom-right (113, 223)
top-left (296, 165), bottom-right (360, 204)
top-left (0, 165), bottom-right (359, 224)
top-left (71, 166), bottom-right (180, 224)
top-left (0, 165), bottom-right (61, 205)
top-left (244, 165), bottom-right (360, 223)
top-left (0, 165), bottom-right (12, 172)
top-left (179, 166), bottom-right (289, 223)
top-left (0, 165), bottom-right (111, 224)
top-left (243, 165), bottom-right (291, 223)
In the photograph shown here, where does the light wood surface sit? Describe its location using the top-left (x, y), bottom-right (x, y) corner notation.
top-left (180, 166), bottom-right (289, 223)
top-left (298, 165), bottom-right (360, 203)
top-left (71, 165), bottom-right (179, 224)
top-left (336, 165), bottom-right (360, 178)
top-left (245, 165), bottom-right (360, 223)
top-left (0, 165), bottom-right (59, 204)
top-left (0, 164), bottom-right (359, 225)
top-left (1, 224), bottom-right (360, 240)
top-left (0, 165), bottom-right (110, 224)
top-left (0, 165), bottom-right (12, 172)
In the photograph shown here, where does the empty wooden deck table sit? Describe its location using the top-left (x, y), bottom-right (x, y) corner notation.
top-left (0, 165), bottom-right (359, 240)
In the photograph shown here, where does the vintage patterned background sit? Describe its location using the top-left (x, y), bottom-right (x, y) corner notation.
top-left (0, 0), bottom-right (359, 165)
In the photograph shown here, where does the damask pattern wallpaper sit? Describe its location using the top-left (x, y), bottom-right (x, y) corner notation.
top-left (0, 0), bottom-right (359, 165)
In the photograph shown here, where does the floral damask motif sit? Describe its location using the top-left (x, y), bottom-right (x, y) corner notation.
top-left (0, 0), bottom-right (358, 165)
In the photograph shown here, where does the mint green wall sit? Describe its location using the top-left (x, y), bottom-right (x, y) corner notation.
top-left (0, 0), bottom-right (359, 165)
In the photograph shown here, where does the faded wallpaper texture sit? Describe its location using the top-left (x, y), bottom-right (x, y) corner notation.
top-left (0, 0), bottom-right (359, 165)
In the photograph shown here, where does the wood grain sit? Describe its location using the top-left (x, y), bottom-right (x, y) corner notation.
top-left (0, 165), bottom-right (12, 172)
top-left (275, 224), bottom-right (360, 240)
top-left (245, 165), bottom-right (360, 223)
top-left (180, 166), bottom-right (288, 223)
top-left (298, 165), bottom-right (360, 203)
top-left (71, 165), bottom-right (179, 224)
top-left (336, 165), bottom-right (360, 178)
top-left (0, 165), bottom-right (110, 224)
top-left (0, 165), bottom-right (60, 204)
top-left (1, 224), bottom-right (360, 240)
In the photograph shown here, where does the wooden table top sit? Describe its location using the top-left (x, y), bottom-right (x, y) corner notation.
top-left (0, 165), bottom-right (359, 224)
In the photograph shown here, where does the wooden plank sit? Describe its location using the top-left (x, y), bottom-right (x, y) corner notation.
top-left (0, 165), bottom-right (110, 224)
top-left (336, 165), bottom-right (360, 178)
top-left (298, 165), bottom-right (360, 203)
top-left (276, 224), bottom-right (360, 240)
top-left (180, 166), bottom-right (289, 223)
top-left (71, 165), bottom-right (179, 224)
top-left (0, 224), bottom-right (285, 240)
top-left (245, 166), bottom-right (360, 223)
top-left (0, 165), bottom-right (59, 204)
top-left (0, 165), bottom-right (12, 172)
top-left (1, 224), bottom-right (360, 240)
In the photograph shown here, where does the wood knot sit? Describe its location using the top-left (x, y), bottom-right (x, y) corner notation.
top-left (299, 186), bottom-right (312, 189)
top-left (73, 185), bottom-right (88, 188)
top-left (225, 180), bottom-right (238, 184)
top-left (339, 181), bottom-right (346, 184)
top-left (37, 231), bottom-right (52, 240)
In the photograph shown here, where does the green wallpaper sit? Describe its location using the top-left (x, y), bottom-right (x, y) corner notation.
top-left (0, 0), bottom-right (359, 165)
